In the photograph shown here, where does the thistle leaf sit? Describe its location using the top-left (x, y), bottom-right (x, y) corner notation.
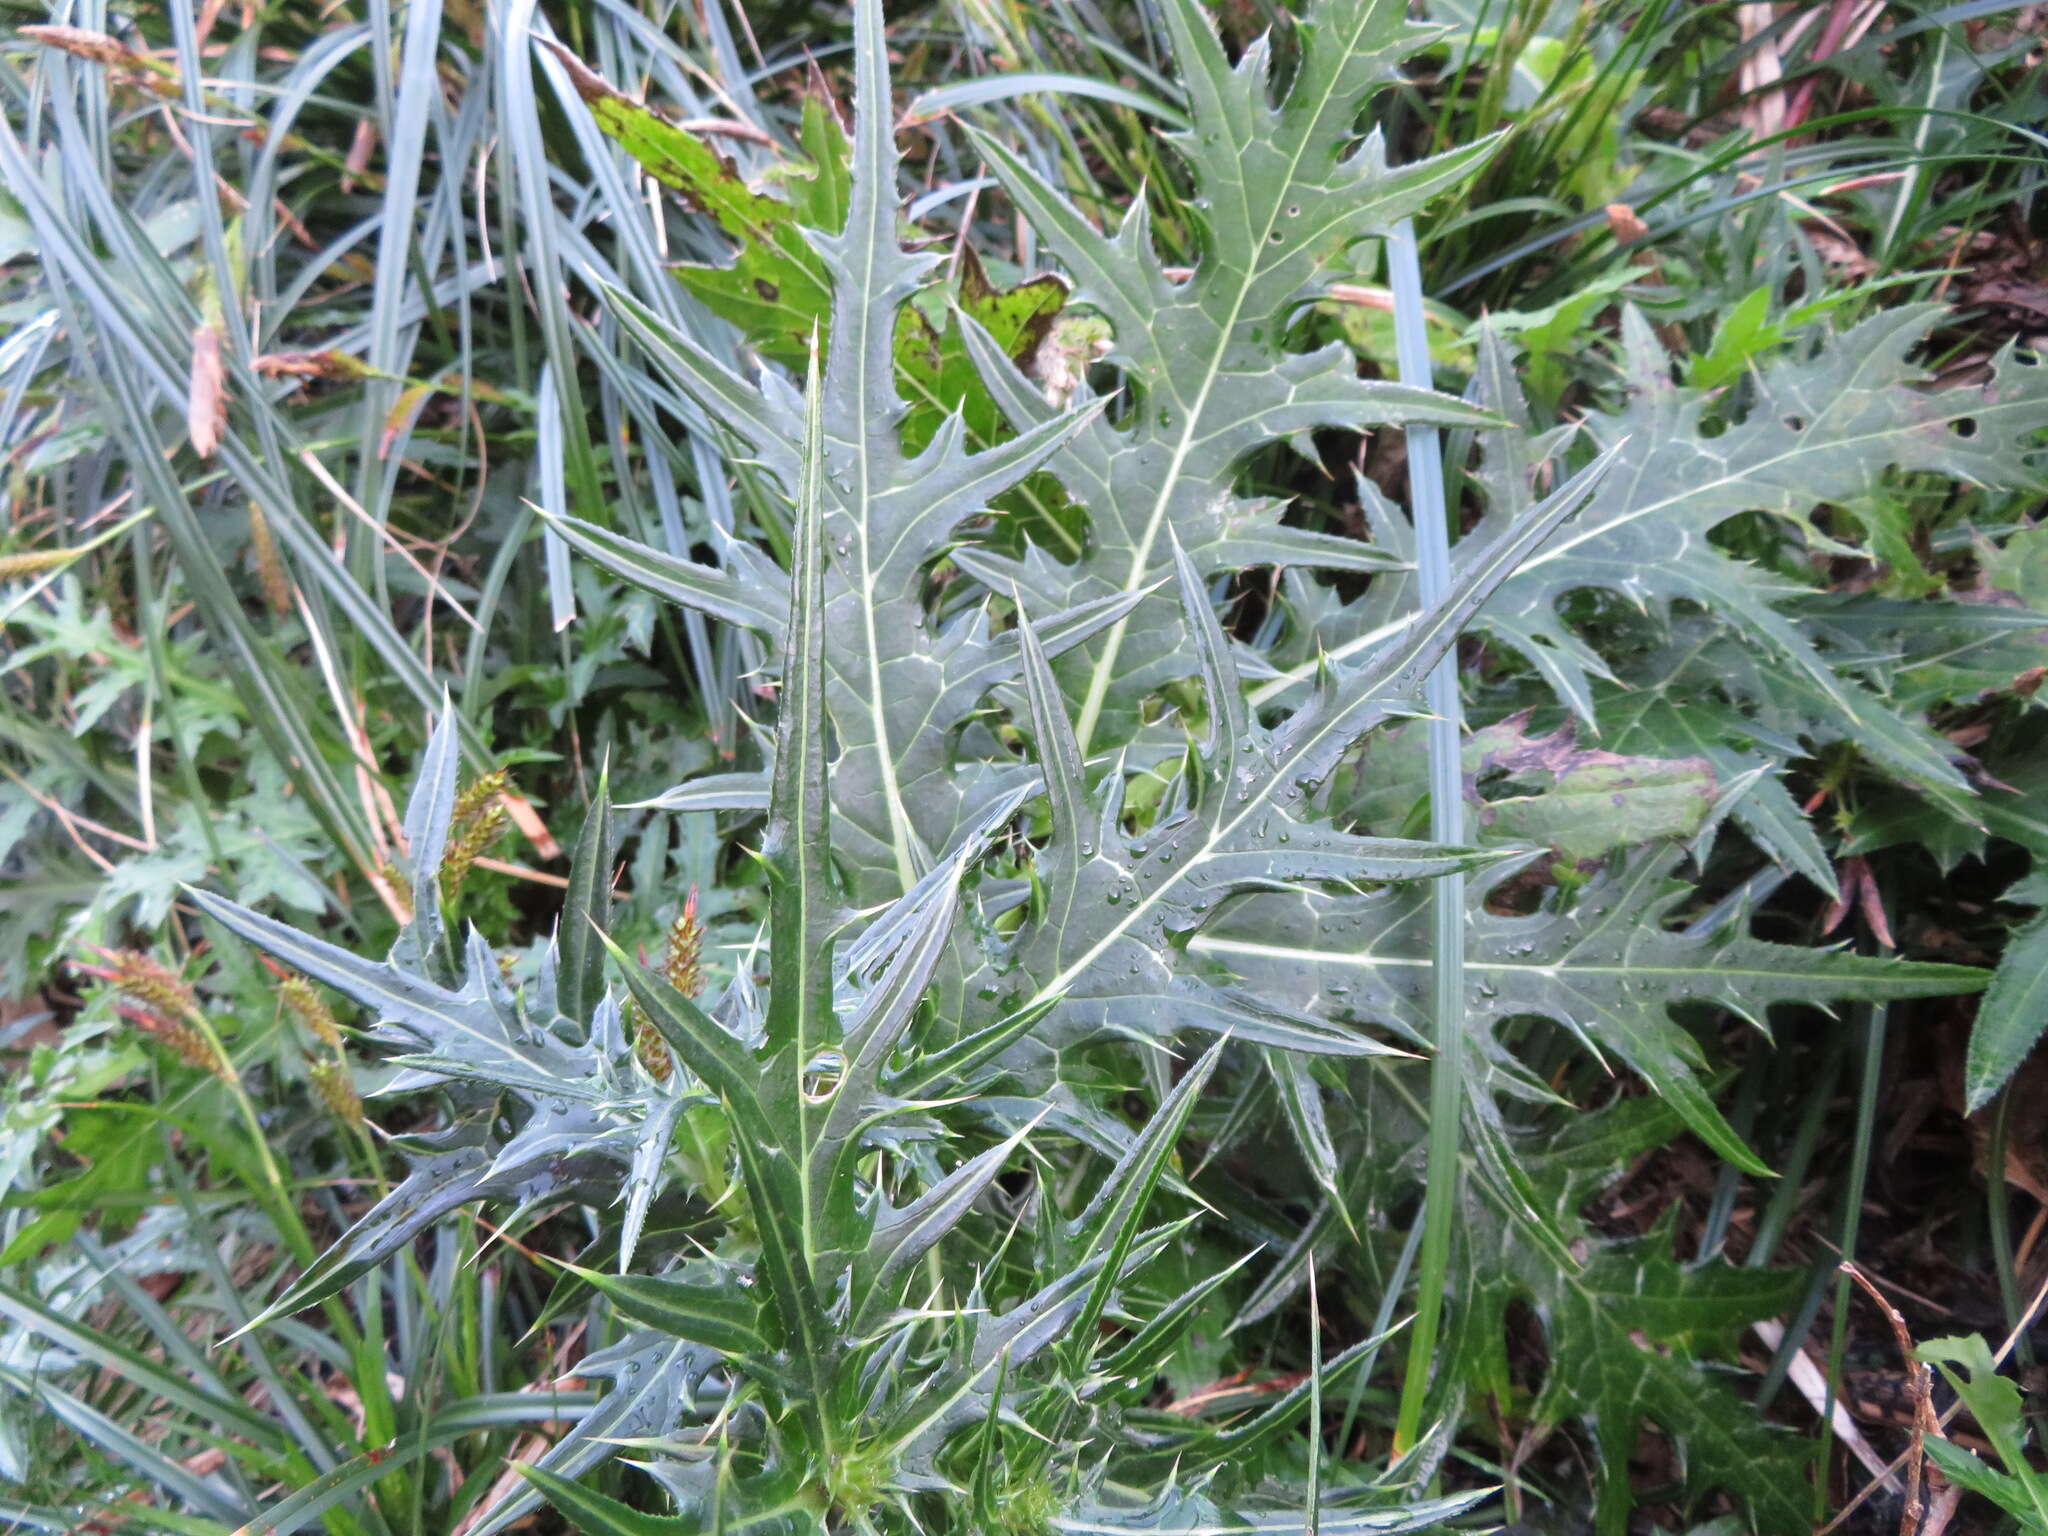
top-left (1966, 907), bottom-right (2048, 1112)
top-left (587, 0), bottom-right (1103, 902)
top-left (983, 454), bottom-right (1613, 1053)
top-left (1472, 312), bottom-right (2048, 807)
top-left (1196, 847), bottom-right (1987, 1173)
top-left (558, 1262), bottom-right (773, 1356)
top-left (557, 773), bottom-right (614, 1023)
top-left (1448, 1099), bottom-right (1816, 1535)
top-left (965, 0), bottom-right (1502, 750)
top-left (469, 1335), bottom-right (721, 1536)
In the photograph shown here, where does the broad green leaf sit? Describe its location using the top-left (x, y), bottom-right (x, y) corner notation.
top-left (1591, 640), bottom-right (1838, 896)
top-left (1924, 1436), bottom-right (2039, 1522)
top-left (546, 45), bottom-right (833, 361)
top-left (1343, 713), bottom-right (1717, 863)
top-left (1918, 1335), bottom-right (2048, 1529)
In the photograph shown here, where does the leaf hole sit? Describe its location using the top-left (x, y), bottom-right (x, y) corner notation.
top-left (801, 1049), bottom-right (845, 1102)
top-left (1953, 416), bottom-right (1979, 439)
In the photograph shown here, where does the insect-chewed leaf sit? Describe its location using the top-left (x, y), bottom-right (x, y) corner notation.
top-left (1465, 312), bottom-right (2048, 815)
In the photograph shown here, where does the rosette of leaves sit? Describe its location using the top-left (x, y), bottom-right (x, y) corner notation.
top-left (543, 0), bottom-right (1624, 1103)
top-left (548, 0), bottom-right (1506, 910)
top-left (193, 359), bottom-right (1495, 1536)
top-left (522, 7), bottom-right (2005, 1523)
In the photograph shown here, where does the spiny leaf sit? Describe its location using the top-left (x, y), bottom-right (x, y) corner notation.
top-left (557, 772), bottom-right (614, 1022)
top-left (1470, 310), bottom-right (2046, 808)
top-left (1045, 1490), bottom-right (1494, 1536)
top-left (979, 448), bottom-right (1615, 1055)
top-left (763, 340), bottom-right (837, 1068)
top-left (1195, 846), bottom-right (1986, 1174)
top-left (518, 1452), bottom-right (816, 1536)
top-left (1060, 1039), bottom-right (1226, 1358)
top-left (1966, 907), bottom-right (2048, 1112)
top-left (592, 61), bottom-right (1101, 902)
top-left (963, 0), bottom-right (1502, 751)
top-left (1529, 1235), bottom-right (1811, 1535)
top-left (555, 1261), bottom-right (773, 1355)
top-left (469, 1335), bottom-right (720, 1536)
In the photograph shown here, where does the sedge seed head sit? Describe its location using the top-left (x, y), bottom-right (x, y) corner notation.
top-left (309, 1056), bottom-right (364, 1128)
top-left (440, 769), bottom-right (511, 903)
top-left (279, 974), bottom-right (343, 1051)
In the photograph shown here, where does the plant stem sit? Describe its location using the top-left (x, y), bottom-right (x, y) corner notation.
top-left (1988, 1089), bottom-right (2032, 1367)
top-left (1387, 219), bottom-right (1466, 1457)
top-left (1814, 1002), bottom-right (1885, 1521)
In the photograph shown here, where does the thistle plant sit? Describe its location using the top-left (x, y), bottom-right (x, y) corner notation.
top-left (196, 339), bottom-right (1492, 1532)
top-left (29, 0), bottom-right (2039, 1530)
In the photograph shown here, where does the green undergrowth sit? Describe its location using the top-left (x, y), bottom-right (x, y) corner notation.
top-left (0, 0), bottom-right (2044, 1532)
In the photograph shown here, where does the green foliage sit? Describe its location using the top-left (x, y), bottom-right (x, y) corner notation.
top-left (5, 0), bottom-right (2046, 1532)
top-left (1968, 909), bottom-right (2048, 1110)
top-left (1471, 1101), bottom-right (1816, 1536)
top-left (1918, 1335), bottom-right (2048, 1529)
